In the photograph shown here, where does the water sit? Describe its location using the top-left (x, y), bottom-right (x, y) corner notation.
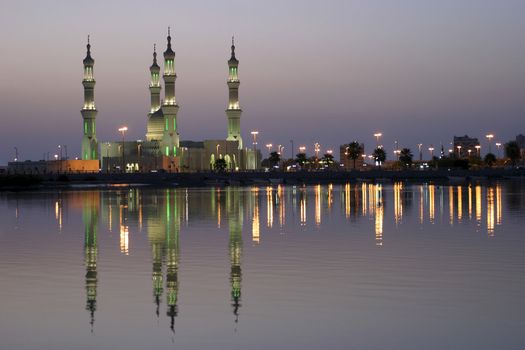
top-left (0, 182), bottom-right (524, 350)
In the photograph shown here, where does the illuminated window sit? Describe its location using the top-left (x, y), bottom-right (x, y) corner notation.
top-left (165, 146), bottom-right (169, 156)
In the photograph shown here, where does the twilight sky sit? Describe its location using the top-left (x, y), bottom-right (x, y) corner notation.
top-left (0, 0), bottom-right (524, 163)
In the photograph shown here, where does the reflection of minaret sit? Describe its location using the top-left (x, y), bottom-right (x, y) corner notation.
top-left (165, 190), bottom-right (180, 333)
top-left (83, 192), bottom-right (99, 332)
top-left (147, 190), bottom-right (165, 317)
top-left (227, 189), bottom-right (243, 323)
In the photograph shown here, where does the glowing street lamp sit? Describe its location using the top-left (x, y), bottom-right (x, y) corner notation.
top-left (417, 143), bottom-right (423, 161)
top-left (299, 146), bottom-right (306, 154)
top-left (216, 144), bottom-right (220, 157)
top-left (266, 143), bottom-right (273, 155)
top-left (486, 134), bottom-right (494, 154)
top-left (495, 142), bottom-right (502, 158)
top-left (314, 142), bottom-right (321, 158)
top-left (456, 145), bottom-right (462, 158)
top-left (118, 126), bottom-right (128, 172)
top-left (475, 145), bottom-right (481, 157)
top-left (14, 147), bottom-right (18, 162)
top-left (374, 132), bottom-right (382, 147)
top-left (428, 146), bottom-right (435, 159)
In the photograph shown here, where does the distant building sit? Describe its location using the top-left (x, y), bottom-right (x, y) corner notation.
top-left (7, 160), bottom-right (99, 174)
top-left (339, 143), bottom-right (366, 170)
top-left (453, 135), bottom-right (480, 158)
top-left (516, 134), bottom-right (525, 158)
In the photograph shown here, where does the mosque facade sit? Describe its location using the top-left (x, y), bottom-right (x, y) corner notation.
top-left (94, 30), bottom-right (259, 172)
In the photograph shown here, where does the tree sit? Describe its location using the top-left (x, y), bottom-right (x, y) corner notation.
top-left (268, 151), bottom-right (281, 168)
top-left (214, 158), bottom-right (227, 172)
top-left (399, 148), bottom-right (413, 168)
top-left (346, 141), bottom-right (362, 169)
top-left (484, 153), bottom-right (496, 167)
top-left (505, 141), bottom-right (521, 166)
top-left (373, 147), bottom-right (386, 167)
top-left (321, 153), bottom-right (335, 169)
top-left (295, 153), bottom-right (307, 167)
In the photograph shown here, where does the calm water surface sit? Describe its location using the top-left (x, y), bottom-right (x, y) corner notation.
top-left (1, 182), bottom-right (524, 350)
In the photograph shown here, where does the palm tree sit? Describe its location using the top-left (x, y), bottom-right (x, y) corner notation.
top-left (268, 151), bottom-right (281, 168)
top-left (399, 148), bottom-right (413, 168)
top-left (214, 158), bottom-right (227, 172)
top-left (295, 153), bottom-right (307, 167)
top-left (346, 141), bottom-right (362, 169)
top-left (484, 153), bottom-right (496, 167)
top-left (373, 147), bottom-right (386, 168)
top-left (505, 141), bottom-right (521, 166)
top-left (321, 153), bottom-right (335, 169)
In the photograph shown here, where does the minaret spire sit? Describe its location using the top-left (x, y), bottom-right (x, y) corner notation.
top-left (160, 26), bottom-right (180, 161)
top-left (81, 36), bottom-right (99, 161)
top-left (226, 37), bottom-right (243, 149)
top-left (146, 42), bottom-right (163, 141)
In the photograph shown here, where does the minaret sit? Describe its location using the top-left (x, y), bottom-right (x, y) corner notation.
top-left (146, 44), bottom-right (164, 141)
top-left (81, 36), bottom-right (99, 160)
top-left (226, 37), bottom-right (243, 149)
top-left (161, 27), bottom-right (180, 158)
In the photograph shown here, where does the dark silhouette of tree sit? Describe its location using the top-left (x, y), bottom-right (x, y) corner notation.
top-left (505, 141), bottom-right (521, 166)
top-left (268, 151), bottom-right (281, 168)
top-left (484, 153), bottom-right (496, 167)
top-left (321, 153), bottom-right (335, 169)
top-left (214, 158), bottom-right (227, 172)
top-left (399, 148), bottom-right (413, 168)
top-left (295, 153), bottom-right (307, 167)
top-left (373, 147), bottom-right (386, 167)
top-left (346, 141), bottom-right (362, 169)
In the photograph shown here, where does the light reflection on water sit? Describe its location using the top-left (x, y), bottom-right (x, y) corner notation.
top-left (1, 182), bottom-right (525, 350)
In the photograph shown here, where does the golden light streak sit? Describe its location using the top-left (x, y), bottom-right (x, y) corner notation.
top-left (361, 183), bottom-right (367, 216)
top-left (119, 204), bottom-right (129, 255)
top-left (252, 188), bottom-right (260, 244)
top-left (315, 184), bottom-right (321, 226)
top-left (429, 184), bottom-right (435, 223)
top-left (300, 188), bottom-right (307, 226)
top-left (394, 182), bottom-right (403, 224)
top-left (374, 184), bottom-right (383, 246)
top-left (345, 183), bottom-right (351, 219)
top-left (449, 186), bottom-right (454, 226)
top-left (277, 185), bottom-right (285, 227)
top-left (476, 185), bottom-right (482, 224)
top-left (468, 185), bottom-right (472, 219)
top-left (496, 184), bottom-right (502, 226)
top-left (457, 186), bottom-right (463, 222)
top-left (266, 186), bottom-right (274, 228)
top-left (419, 185), bottom-right (424, 224)
top-left (487, 187), bottom-right (495, 237)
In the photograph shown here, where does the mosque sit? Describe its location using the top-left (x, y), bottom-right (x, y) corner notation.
top-left (84, 29), bottom-right (259, 173)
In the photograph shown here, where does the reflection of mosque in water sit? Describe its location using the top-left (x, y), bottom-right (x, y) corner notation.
top-left (34, 181), bottom-right (512, 332)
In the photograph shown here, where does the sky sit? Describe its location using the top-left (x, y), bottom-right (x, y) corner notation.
top-left (0, 0), bottom-right (524, 163)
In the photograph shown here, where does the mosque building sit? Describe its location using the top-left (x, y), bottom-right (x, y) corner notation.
top-left (99, 29), bottom-right (259, 172)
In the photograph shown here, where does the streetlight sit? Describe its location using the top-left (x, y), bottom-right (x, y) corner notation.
top-left (216, 144), bottom-right (220, 157)
top-left (299, 146), bottom-right (306, 154)
top-left (475, 145), bottom-right (481, 158)
top-left (278, 145), bottom-right (284, 155)
top-left (486, 134), bottom-right (494, 154)
top-left (468, 149), bottom-right (472, 158)
top-left (456, 145), bottom-right (462, 158)
top-left (251, 131), bottom-right (259, 169)
top-left (266, 143), bottom-right (273, 155)
top-left (314, 142), bottom-right (320, 158)
top-left (428, 146), bottom-right (435, 159)
top-left (495, 142), bottom-right (502, 158)
top-left (418, 143), bottom-right (423, 161)
top-left (374, 133), bottom-right (382, 148)
top-left (118, 126), bottom-right (128, 172)
top-left (14, 147), bottom-right (18, 162)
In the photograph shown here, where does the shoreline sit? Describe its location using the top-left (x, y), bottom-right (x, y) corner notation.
top-left (1, 168), bottom-right (524, 191)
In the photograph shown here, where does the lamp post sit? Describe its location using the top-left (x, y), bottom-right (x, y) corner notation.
top-left (14, 147), bottom-right (18, 162)
top-left (118, 126), bottom-right (128, 173)
top-left (106, 142), bottom-right (111, 173)
top-left (251, 131), bottom-right (259, 169)
top-left (299, 146), bottom-right (306, 154)
top-left (266, 143), bottom-right (273, 155)
top-left (374, 132), bottom-right (382, 148)
top-left (418, 143), bottom-right (423, 161)
top-left (475, 145), bottom-right (481, 158)
top-left (486, 134), bottom-right (494, 154)
top-left (216, 144), bottom-right (220, 157)
top-left (495, 142), bottom-right (501, 158)
top-left (314, 142), bottom-right (320, 159)
top-left (456, 145), bottom-right (462, 158)
top-left (468, 149), bottom-right (472, 158)
top-left (428, 146), bottom-right (435, 159)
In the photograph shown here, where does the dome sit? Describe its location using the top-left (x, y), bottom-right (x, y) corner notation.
top-left (83, 43), bottom-right (94, 65)
top-left (146, 108), bottom-right (164, 141)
